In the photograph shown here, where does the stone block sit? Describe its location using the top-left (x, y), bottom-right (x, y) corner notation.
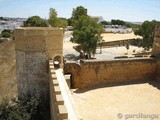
top-left (49, 60), bottom-right (54, 65)
top-left (54, 86), bottom-right (61, 94)
top-left (50, 69), bottom-right (55, 74)
top-left (57, 105), bottom-right (68, 120)
top-left (50, 65), bottom-right (54, 69)
top-left (53, 80), bottom-right (59, 86)
top-left (55, 94), bottom-right (64, 105)
top-left (51, 74), bottom-right (57, 79)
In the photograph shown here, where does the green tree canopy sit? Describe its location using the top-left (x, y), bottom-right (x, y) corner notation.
top-left (48, 8), bottom-right (58, 27)
top-left (71, 6), bottom-right (87, 20)
top-left (48, 8), bottom-right (68, 28)
top-left (67, 18), bottom-right (72, 26)
top-left (0, 96), bottom-right (41, 120)
top-left (134, 20), bottom-right (158, 48)
top-left (71, 10), bottom-right (103, 59)
top-left (58, 18), bottom-right (68, 28)
top-left (24, 16), bottom-right (49, 27)
top-left (111, 19), bottom-right (126, 25)
top-left (1, 30), bottom-right (12, 38)
top-left (100, 21), bottom-right (109, 25)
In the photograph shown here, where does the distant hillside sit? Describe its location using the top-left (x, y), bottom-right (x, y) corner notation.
top-left (0, 40), bottom-right (17, 103)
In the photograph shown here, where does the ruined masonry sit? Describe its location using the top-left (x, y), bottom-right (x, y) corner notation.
top-left (14, 27), bottom-right (63, 102)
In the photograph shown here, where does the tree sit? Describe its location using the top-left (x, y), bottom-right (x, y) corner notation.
top-left (24, 16), bottom-right (49, 27)
top-left (48, 8), bottom-right (68, 28)
top-left (1, 30), bottom-right (12, 38)
top-left (111, 19), bottom-right (125, 25)
top-left (134, 20), bottom-right (158, 48)
top-left (67, 18), bottom-right (72, 26)
top-left (100, 21), bottom-right (109, 25)
top-left (70, 6), bottom-right (88, 27)
top-left (71, 13), bottom-right (103, 59)
top-left (0, 96), bottom-right (41, 120)
top-left (71, 6), bottom-right (87, 21)
top-left (58, 18), bottom-right (68, 28)
top-left (48, 8), bottom-right (58, 27)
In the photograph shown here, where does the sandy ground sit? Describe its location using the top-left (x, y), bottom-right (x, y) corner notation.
top-left (72, 81), bottom-right (160, 120)
top-left (101, 32), bottom-right (142, 42)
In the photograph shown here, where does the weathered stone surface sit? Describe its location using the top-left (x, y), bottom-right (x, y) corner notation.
top-left (65, 58), bottom-right (157, 88)
top-left (58, 105), bottom-right (68, 120)
top-left (155, 60), bottom-right (160, 81)
top-left (152, 24), bottom-right (160, 57)
top-left (0, 41), bottom-right (17, 103)
top-left (14, 27), bottom-right (63, 36)
top-left (15, 27), bottom-right (63, 102)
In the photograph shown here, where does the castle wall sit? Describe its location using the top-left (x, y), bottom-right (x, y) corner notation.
top-left (65, 58), bottom-right (156, 88)
top-left (155, 60), bottom-right (160, 81)
top-left (14, 27), bottom-right (63, 101)
top-left (152, 24), bottom-right (160, 57)
top-left (0, 41), bottom-right (17, 103)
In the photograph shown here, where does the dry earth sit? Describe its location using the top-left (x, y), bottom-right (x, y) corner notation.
top-left (101, 32), bottom-right (142, 42)
top-left (72, 81), bottom-right (160, 120)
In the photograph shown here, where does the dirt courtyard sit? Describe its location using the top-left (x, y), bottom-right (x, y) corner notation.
top-left (72, 81), bottom-right (160, 120)
top-left (101, 32), bottom-right (142, 42)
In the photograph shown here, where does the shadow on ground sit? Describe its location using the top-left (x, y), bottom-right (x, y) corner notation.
top-left (73, 80), bottom-right (160, 93)
top-left (64, 54), bottom-right (79, 61)
top-left (148, 80), bottom-right (160, 90)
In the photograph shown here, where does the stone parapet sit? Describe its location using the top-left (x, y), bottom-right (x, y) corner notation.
top-left (14, 27), bottom-right (63, 37)
top-left (49, 60), bottom-right (77, 120)
top-left (65, 58), bottom-right (157, 88)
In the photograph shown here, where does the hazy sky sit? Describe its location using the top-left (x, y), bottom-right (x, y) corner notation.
top-left (0, 0), bottom-right (159, 22)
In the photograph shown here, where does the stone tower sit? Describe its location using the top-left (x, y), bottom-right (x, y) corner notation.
top-left (14, 27), bottom-right (63, 102)
top-left (152, 24), bottom-right (160, 57)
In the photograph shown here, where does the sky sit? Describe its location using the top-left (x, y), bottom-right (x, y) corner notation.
top-left (0, 0), bottom-right (159, 22)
